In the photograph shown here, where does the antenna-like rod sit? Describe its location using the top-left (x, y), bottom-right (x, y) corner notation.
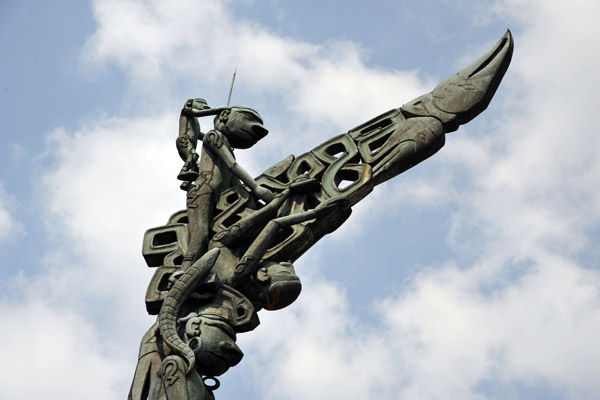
top-left (226, 68), bottom-right (237, 106)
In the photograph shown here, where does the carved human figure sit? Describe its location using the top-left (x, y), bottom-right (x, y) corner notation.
top-left (176, 100), bottom-right (276, 271)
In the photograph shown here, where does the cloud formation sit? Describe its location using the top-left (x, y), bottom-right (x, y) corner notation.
top-left (0, 183), bottom-right (22, 244)
top-left (82, 0), bottom-right (429, 143)
top-left (243, 258), bottom-right (600, 400)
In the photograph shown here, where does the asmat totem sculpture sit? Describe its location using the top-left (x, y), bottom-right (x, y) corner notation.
top-left (129, 31), bottom-right (514, 400)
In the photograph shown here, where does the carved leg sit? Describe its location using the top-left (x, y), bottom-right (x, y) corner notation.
top-left (129, 351), bottom-right (162, 400)
top-left (183, 186), bottom-right (214, 271)
top-left (129, 322), bottom-right (163, 400)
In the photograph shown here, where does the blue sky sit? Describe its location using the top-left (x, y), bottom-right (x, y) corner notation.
top-left (1, 1), bottom-right (600, 399)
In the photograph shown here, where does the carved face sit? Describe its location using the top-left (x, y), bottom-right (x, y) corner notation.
top-left (215, 106), bottom-right (268, 149)
top-left (184, 315), bottom-right (243, 376)
top-left (254, 261), bottom-right (302, 310)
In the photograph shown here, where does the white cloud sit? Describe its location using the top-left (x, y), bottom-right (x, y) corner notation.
top-left (82, 0), bottom-right (430, 145)
top-left (11, 143), bottom-right (25, 162)
top-left (0, 114), bottom-right (184, 396)
top-left (239, 255), bottom-right (600, 400)
top-left (381, 258), bottom-right (600, 400)
top-left (241, 265), bottom-right (401, 400)
top-left (0, 300), bottom-right (129, 399)
top-left (0, 183), bottom-right (23, 243)
top-left (30, 115), bottom-right (204, 351)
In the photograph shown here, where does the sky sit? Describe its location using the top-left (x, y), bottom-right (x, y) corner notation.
top-left (1, 0), bottom-right (600, 399)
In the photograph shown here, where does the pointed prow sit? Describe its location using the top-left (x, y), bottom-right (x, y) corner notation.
top-left (402, 30), bottom-right (514, 132)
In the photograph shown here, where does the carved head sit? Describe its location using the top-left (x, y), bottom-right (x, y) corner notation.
top-left (214, 106), bottom-right (269, 149)
top-left (401, 30), bottom-right (513, 132)
top-left (178, 284), bottom-right (259, 376)
top-left (253, 261), bottom-right (302, 310)
top-left (183, 314), bottom-right (243, 376)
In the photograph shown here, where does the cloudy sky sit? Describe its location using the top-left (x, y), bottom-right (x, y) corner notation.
top-left (1, 0), bottom-right (600, 399)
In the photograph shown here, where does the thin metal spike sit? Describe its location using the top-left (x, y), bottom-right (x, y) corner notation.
top-left (226, 68), bottom-right (237, 106)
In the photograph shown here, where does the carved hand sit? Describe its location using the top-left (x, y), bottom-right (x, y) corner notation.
top-left (254, 185), bottom-right (275, 203)
top-left (182, 98), bottom-right (210, 114)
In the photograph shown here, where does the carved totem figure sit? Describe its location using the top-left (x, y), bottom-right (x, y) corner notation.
top-left (130, 31), bottom-right (514, 400)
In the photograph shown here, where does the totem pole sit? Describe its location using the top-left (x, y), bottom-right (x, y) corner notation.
top-left (129, 31), bottom-right (513, 400)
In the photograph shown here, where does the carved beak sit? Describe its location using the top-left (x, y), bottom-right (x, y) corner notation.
top-left (458, 30), bottom-right (514, 82)
top-left (432, 30), bottom-right (514, 124)
top-left (401, 30), bottom-right (514, 132)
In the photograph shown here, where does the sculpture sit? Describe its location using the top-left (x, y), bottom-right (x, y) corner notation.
top-left (129, 30), bottom-right (513, 400)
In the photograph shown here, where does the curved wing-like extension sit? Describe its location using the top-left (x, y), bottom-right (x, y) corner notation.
top-left (158, 248), bottom-right (221, 374)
